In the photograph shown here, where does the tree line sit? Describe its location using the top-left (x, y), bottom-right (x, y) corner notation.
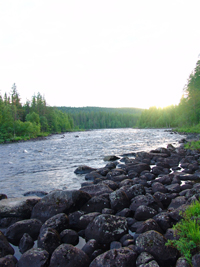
top-left (58, 107), bottom-right (142, 129)
top-left (0, 84), bottom-right (74, 143)
top-left (137, 59), bottom-right (200, 130)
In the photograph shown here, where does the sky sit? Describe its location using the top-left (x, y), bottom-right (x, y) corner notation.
top-left (0, 0), bottom-right (200, 109)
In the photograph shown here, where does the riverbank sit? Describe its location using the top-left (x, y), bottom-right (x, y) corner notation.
top-left (0, 135), bottom-right (200, 266)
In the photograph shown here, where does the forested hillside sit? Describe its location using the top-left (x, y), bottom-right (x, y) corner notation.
top-left (0, 84), bottom-right (74, 143)
top-left (137, 59), bottom-right (200, 130)
top-left (57, 107), bottom-right (142, 129)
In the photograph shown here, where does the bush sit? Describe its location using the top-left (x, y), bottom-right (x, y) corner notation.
top-left (166, 201), bottom-right (200, 264)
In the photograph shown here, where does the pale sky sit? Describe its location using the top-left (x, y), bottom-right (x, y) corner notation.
top-left (0, 0), bottom-right (200, 109)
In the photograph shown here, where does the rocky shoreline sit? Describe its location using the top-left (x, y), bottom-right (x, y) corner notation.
top-left (0, 137), bottom-right (200, 266)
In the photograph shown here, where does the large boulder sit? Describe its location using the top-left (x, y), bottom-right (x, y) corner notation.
top-left (109, 189), bottom-right (129, 212)
top-left (0, 196), bottom-right (40, 219)
top-left (5, 218), bottom-right (42, 246)
top-left (49, 244), bottom-right (90, 267)
top-left (0, 231), bottom-right (14, 257)
top-left (40, 213), bottom-right (69, 233)
top-left (136, 230), bottom-right (178, 266)
top-left (89, 247), bottom-right (137, 267)
top-left (17, 248), bottom-right (49, 267)
top-left (80, 184), bottom-right (113, 197)
top-left (74, 165), bottom-right (97, 174)
top-left (31, 190), bottom-right (90, 223)
top-left (85, 214), bottom-right (128, 244)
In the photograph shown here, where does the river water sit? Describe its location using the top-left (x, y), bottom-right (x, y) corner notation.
top-left (0, 128), bottom-right (185, 198)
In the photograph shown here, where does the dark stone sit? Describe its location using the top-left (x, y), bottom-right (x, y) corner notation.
top-left (115, 208), bottom-right (133, 217)
top-left (31, 190), bottom-right (91, 223)
top-left (153, 212), bottom-right (172, 232)
top-left (17, 248), bottom-right (49, 267)
top-left (119, 179), bottom-right (135, 187)
top-left (129, 194), bottom-right (156, 212)
top-left (5, 219), bottom-right (42, 246)
top-left (82, 239), bottom-right (99, 258)
top-left (164, 228), bottom-right (179, 241)
top-left (0, 196), bottom-right (41, 219)
top-left (120, 233), bottom-right (134, 244)
top-left (136, 218), bottom-right (162, 234)
top-left (152, 182), bottom-right (168, 193)
top-left (89, 247), bottom-right (137, 267)
top-left (0, 217), bottom-right (23, 228)
top-left (136, 251), bottom-right (155, 266)
top-left (125, 163), bottom-right (150, 174)
top-left (109, 189), bottom-right (130, 212)
top-left (0, 194), bottom-right (7, 200)
top-left (0, 230), bottom-right (14, 257)
top-left (129, 221), bottom-right (144, 232)
top-left (19, 233), bottom-right (34, 254)
top-left (168, 204), bottom-right (188, 222)
top-left (165, 183), bottom-right (181, 193)
top-left (85, 214), bottom-right (128, 244)
top-left (60, 229), bottom-right (79, 246)
top-left (136, 230), bottom-right (178, 266)
top-left (23, 191), bottom-right (48, 197)
top-left (40, 213), bottom-right (69, 233)
top-left (176, 257), bottom-right (191, 267)
top-left (49, 243), bottom-right (90, 267)
top-left (179, 173), bottom-right (199, 180)
top-left (102, 208), bottom-right (114, 214)
top-left (85, 171), bottom-right (103, 181)
top-left (165, 156), bottom-right (180, 167)
top-left (68, 211), bottom-right (85, 230)
top-left (0, 255), bottom-right (17, 267)
top-left (37, 227), bottom-right (61, 255)
top-left (168, 196), bottom-right (187, 210)
top-left (152, 166), bottom-right (170, 176)
top-left (74, 165), bottom-right (96, 174)
top-left (110, 175), bottom-right (128, 183)
top-left (106, 169), bottom-right (126, 179)
top-left (99, 180), bottom-right (119, 191)
top-left (110, 241), bottom-right (122, 249)
top-left (81, 195), bottom-right (110, 213)
top-left (155, 175), bottom-right (172, 185)
top-left (122, 184), bottom-right (146, 200)
top-left (192, 253), bottom-right (200, 267)
top-left (134, 204), bottom-right (157, 221)
top-left (104, 155), bottom-right (120, 161)
top-left (80, 184), bottom-right (113, 197)
top-left (153, 192), bottom-right (171, 208)
top-left (77, 212), bottom-right (101, 229)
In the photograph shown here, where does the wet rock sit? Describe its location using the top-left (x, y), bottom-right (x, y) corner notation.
top-left (155, 175), bottom-right (172, 185)
top-left (85, 171), bottom-right (103, 181)
top-left (136, 251), bottom-right (155, 266)
top-left (153, 212), bottom-right (172, 232)
top-left (89, 247), bottom-right (137, 267)
top-left (153, 192), bottom-right (171, 208)
top-left (168, 196), bottom-right (186, 210)
top-left (85, 214), bottom-right (128, 244)
top-left (176, 257), bottom-right (190, 267)
top-left (19, 233), bottom-right (34, 254)
top-left (40, 213), bottom-right (69, 234)
top-left (74, 165), bottom-right (97, 174)
top-left (0, 194), bottom-right (7, 200)
top-left (17, 248), bottom-right (49, 267)
top-left (82, 239), bottom-right (99, 258)
top-left (0, 230), bottom-right (14, 257)
top-left (115, 208), bottom-right (133, 217)
top-left (165, 183), bottom-right (181, 193)
top-left (109, 189), bottom-right (129, 212)
top-left (152, 166), bottom-right (170, 176)
top-left (68, 210), bottom-right (85, 230)
top-left (136, 230), bottom-right (178, 266)
top-left (60, 229), bottom-right (79, 246)
top-left (23, 191), bottom-right (48, 197)
top-left (110, 174), bottom-right (128, 183)
top-left (99, 180), bottom-right (119, 191)
top-left (80, 184), bottom-right (113, 197)
top-left (179, 173), bottom-right (199, 180)
top-left (0, 255), bottom-right (17, 267)
top-left (134, 205), bottom-right (157, 221)
top-left (31, 190), bottom-right (91, 223)
top-left (37, 227), bottom-right (61, 255)
top-left (123, 184), bottom-right (146, 200)
top-left (129, 194), bottom-right (156, 212)
top-left (49, 243), bottom-right (90, 267)
top-left (5, 218), bottom-right (42, 246)
top-left (136, 218), bottom-right (162, 234)
top-left (106, 168), bottom-right (126, 179)
top-left (77, 212), bottom-right (101, 229)
top-left (152, 182), bottom-right (168, 193)
top-left (81, 195), bottom-right (110, 213)
top-left (110, 240), bottom-right (122, 249)
top-left (104, 155), bottom-right (120, 161)
top-left (0, 196), bottom-right (40, 219)
top-left (125, 163), bottom-right (151, 175)
top-left (192, 253), bottom-right (200, 267)
top-left (165, 156), bottom-right (180, 167)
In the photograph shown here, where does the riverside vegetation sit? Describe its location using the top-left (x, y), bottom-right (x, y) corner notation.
top-left (1, 59), bottom-right (200, 144)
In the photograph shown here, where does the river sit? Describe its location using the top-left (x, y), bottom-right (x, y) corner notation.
top-left (0, 128), bottom-right (185, 198)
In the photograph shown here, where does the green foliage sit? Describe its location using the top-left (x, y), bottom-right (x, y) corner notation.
top-left (166, 201), bottom-right (200, 264)
top-left (184, 140), bottom-right (200, 150)
top-left (58, 107), bottom-right (142, 129)
top-left (0, 84), bottom-right (74, 143)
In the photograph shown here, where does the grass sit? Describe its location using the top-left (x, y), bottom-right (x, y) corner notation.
top-left (166, 201), bottom-right (200, 265)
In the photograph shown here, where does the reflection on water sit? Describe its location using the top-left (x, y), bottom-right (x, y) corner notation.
top-left (0, 128), bottom-right (185, 197)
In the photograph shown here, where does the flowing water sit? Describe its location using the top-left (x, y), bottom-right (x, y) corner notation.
top-left (0, 128), bottom-right (185, 198)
